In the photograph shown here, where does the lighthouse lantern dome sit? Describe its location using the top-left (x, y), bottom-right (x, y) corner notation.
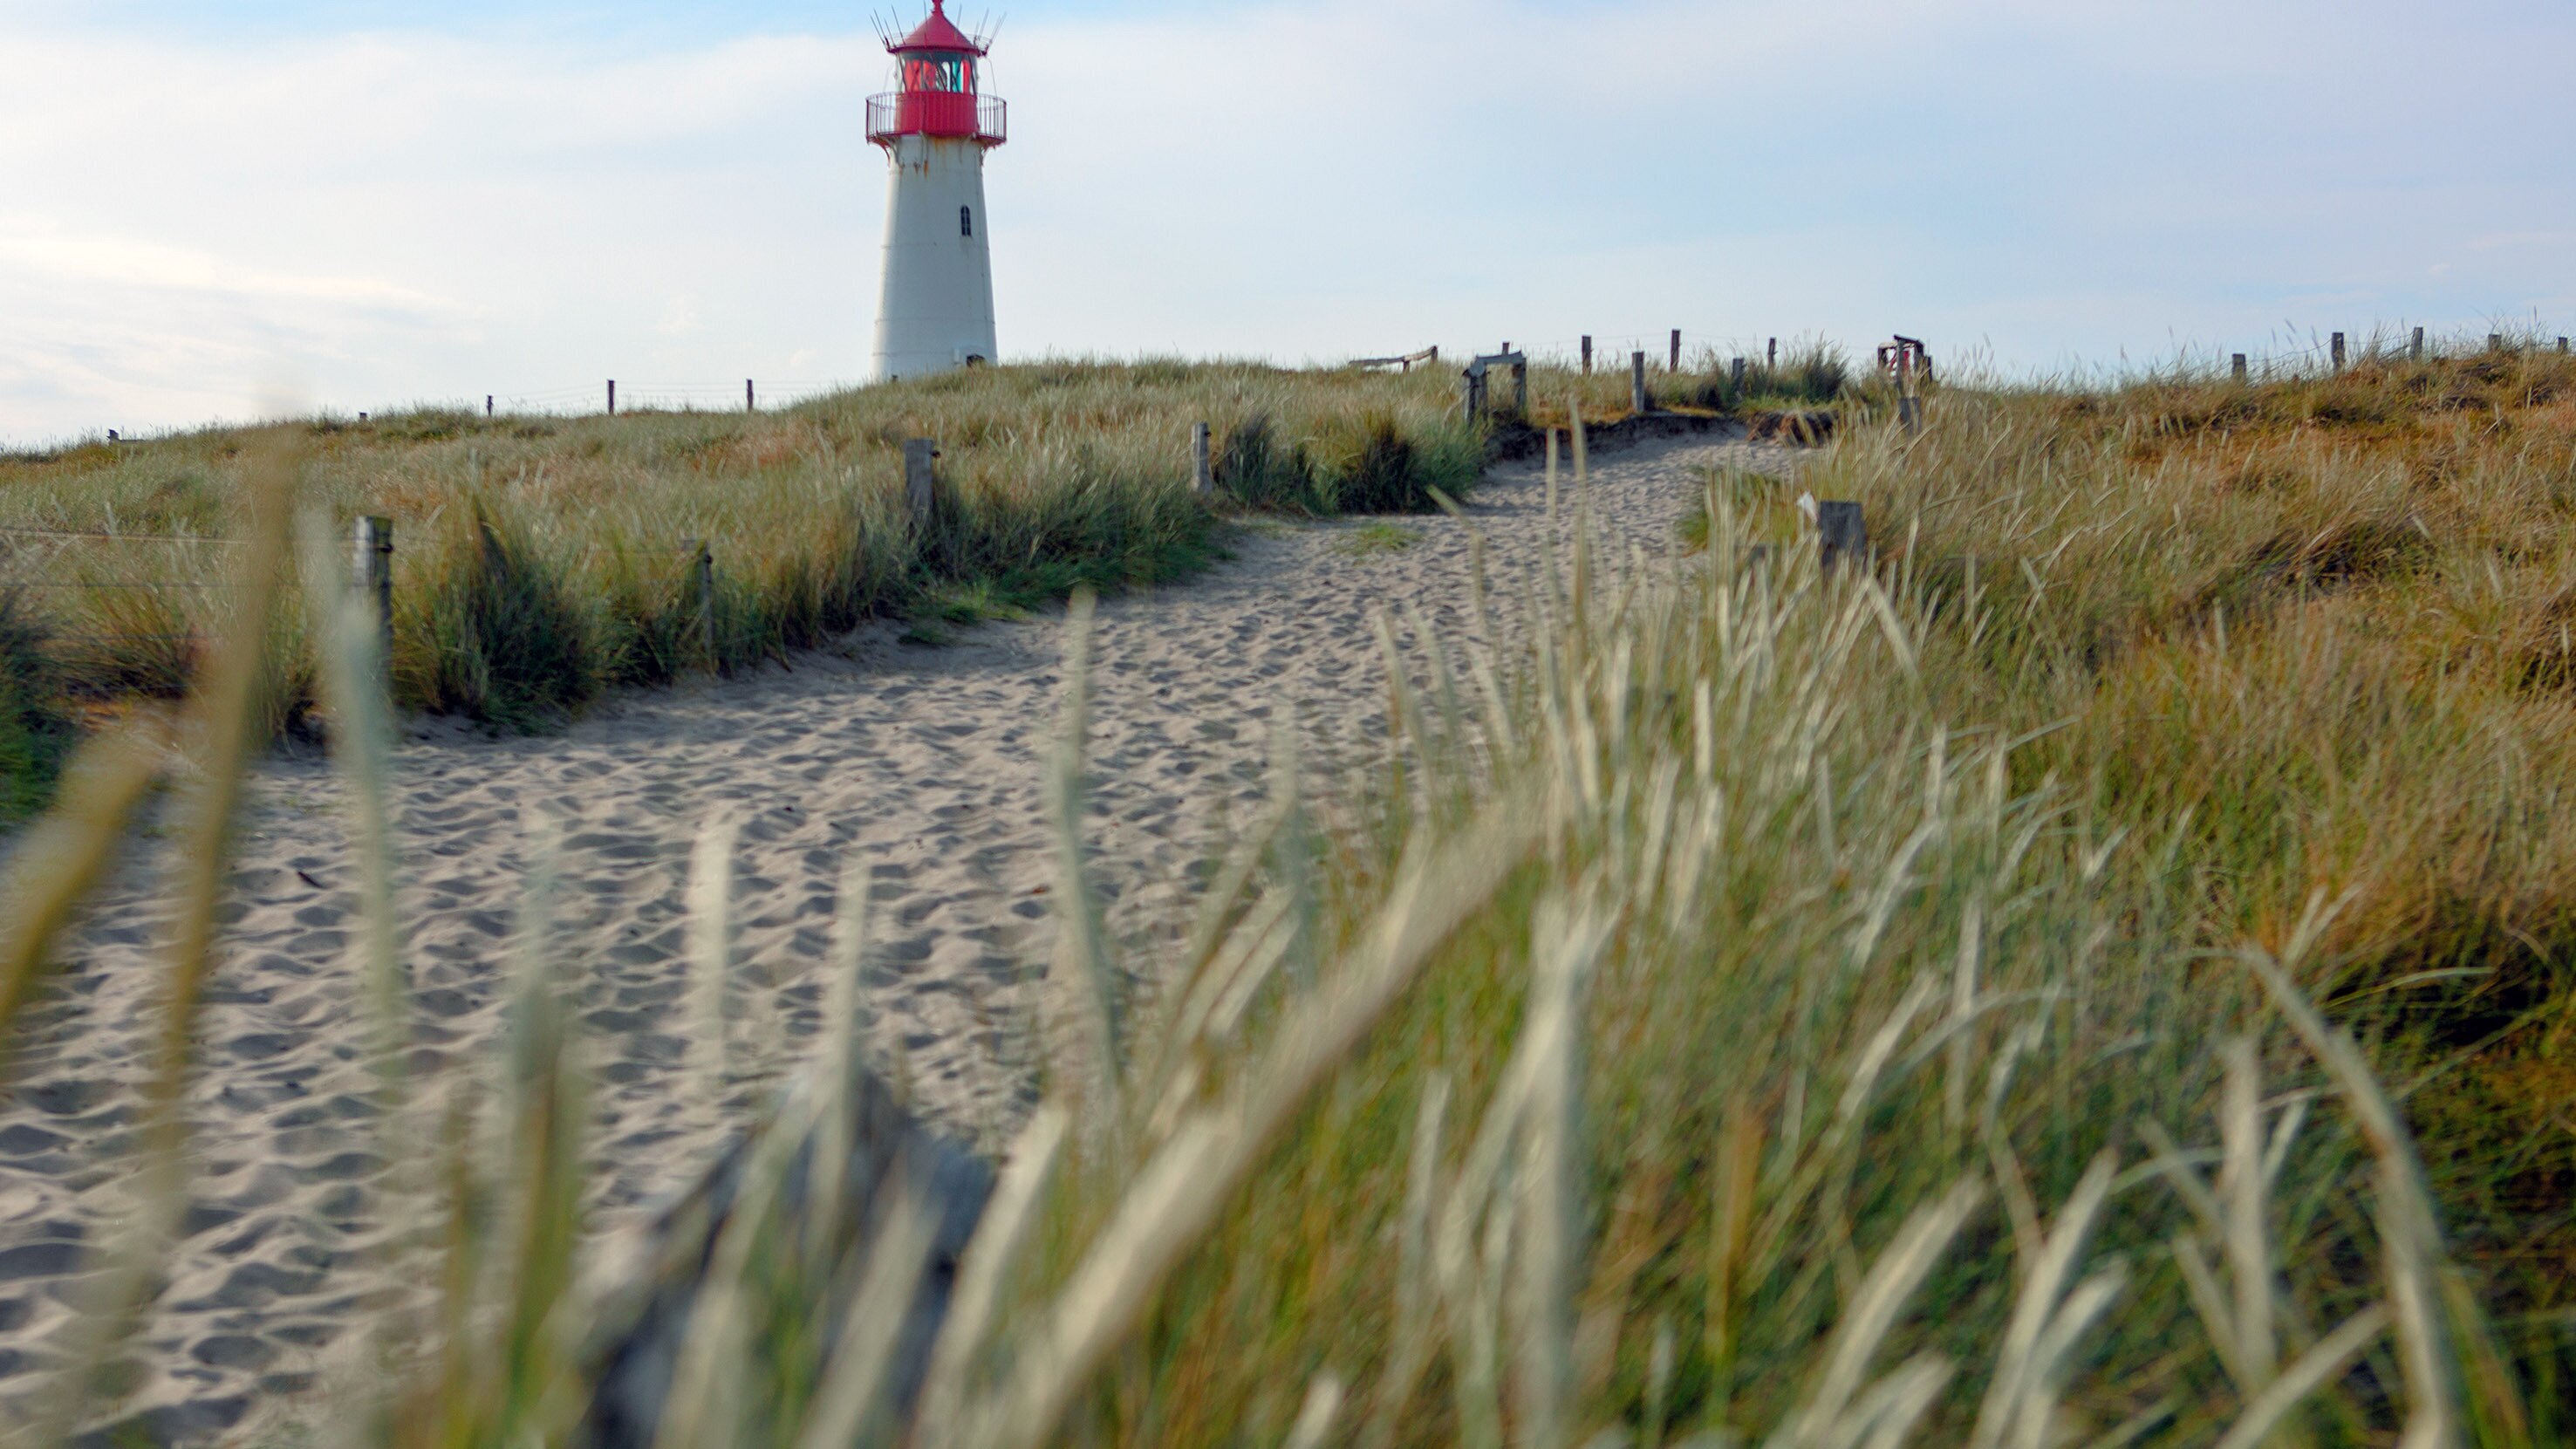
top-left (869, 0), bottom-right (1007, 146)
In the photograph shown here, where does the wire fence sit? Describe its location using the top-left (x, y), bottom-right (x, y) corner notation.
top-left (0, 518), bottom-right (720, 657)
top-left (16, 326), bottom-right (2572, 638)
top-left (1495, 331), bottom-right (1780, 372)
top-left (485, 379), bottom-right (860, 418)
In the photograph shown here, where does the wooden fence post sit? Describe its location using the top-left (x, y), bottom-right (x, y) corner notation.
top-left (1767, 338), bottom-right (1779, 368)
top-left (904, 439), bottom-right (940, 534)
top-left (1630, 352), bottom-right (1649, 414)
top-left (2331, 333), bottom-right (2347, 373)
top-left (1670, 329), bottom-right (1682, 373)
top-left (2411, 327), bottom-right (2425, 361)
top-left (1818, 501), bottom-right (1867, 574)
top-left (1192, 422), bottom-right (1213, 494)
top-left (1731, 357), bottom-right (1747, 392)
top-left (2560, 337), bottom-right (2571, 355)
top-left (1582, 336), bottom-right (1593, 374)
top-left (352, 516), bottom-right (394, 668)
top-left (608, 379), bottom-right (618, 416)
top-left (747, 379), bottom-right (756, 414)
top-left (684, 539), bottom-right (717, 671)
top-left (1897, 397), bottom-right (1923, 434)
top-left (486, 395), bottom-right (495, 417)
top-left (2232, 353), bottom-right (2249, 384)
top-left (1511, 359), bottom-right (1528, 416)
top-left (2489, 333), bottom-right (2505, 352)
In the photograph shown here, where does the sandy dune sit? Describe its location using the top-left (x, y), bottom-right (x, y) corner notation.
top-left (0, 431), bottom-right (1786, 1443)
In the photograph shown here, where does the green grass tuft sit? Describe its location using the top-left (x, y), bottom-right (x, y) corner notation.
top-left (0, 590), bottom-right (70, 823)
top-left (1330, 521), bottom-right (1421, 558)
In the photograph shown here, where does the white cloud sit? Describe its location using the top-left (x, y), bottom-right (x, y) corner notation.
top-left (0, 222), bottom-right (458, 311)
top-left (1, 0), bottom-right (2571, 445)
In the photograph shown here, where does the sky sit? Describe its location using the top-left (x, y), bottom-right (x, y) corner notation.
top-left (2, 0), bottom-right (2572, 446)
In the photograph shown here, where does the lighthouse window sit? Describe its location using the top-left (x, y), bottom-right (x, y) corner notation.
top-left (903, 53), bottom-right (974, 92)
top-left (960, 206), bottom-right (974, 237)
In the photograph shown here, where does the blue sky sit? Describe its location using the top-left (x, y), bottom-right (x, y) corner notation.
top-left (3, 0), bottom-right (2571, 443)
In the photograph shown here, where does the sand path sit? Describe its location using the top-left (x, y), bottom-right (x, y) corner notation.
top-left (0, 431), bottom-right (1784, 1443)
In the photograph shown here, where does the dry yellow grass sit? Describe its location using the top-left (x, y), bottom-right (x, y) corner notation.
top-left (3, 342), bottom-right (2565, 1447)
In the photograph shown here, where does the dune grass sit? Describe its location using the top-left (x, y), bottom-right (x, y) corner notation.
top-left (0, 360), bottom-right (1494, 743)
top-left (0, 351), bottom-right (1828, 773)
top-left (1506, 339), bottom-right (1853, 434)
top-left (0, 590), bottom-right (70, 823)
top-left (3, 338), bottom-right (2565, 1447)
top-left (1789, 336), bottom-right (2576, 1337)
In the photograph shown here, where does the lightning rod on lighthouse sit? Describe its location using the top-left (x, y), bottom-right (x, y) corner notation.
top-left (867, 0), bottom-right (1007, 383)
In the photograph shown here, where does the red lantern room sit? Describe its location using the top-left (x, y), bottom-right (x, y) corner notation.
top-left (866, 0), bottom-right (1008, 148)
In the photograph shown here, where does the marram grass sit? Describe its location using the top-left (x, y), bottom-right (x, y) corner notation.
top-left (0, 360), bottom-right (1498, 745)
top-left (1, 339), bottom-right (2566, 1446)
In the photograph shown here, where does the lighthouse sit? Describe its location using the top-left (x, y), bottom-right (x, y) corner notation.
top-left (868, 1), bottom-right (1007, 383)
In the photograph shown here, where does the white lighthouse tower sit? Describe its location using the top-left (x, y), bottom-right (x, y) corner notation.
top-left (868, 1), bottom-right (1007, 383)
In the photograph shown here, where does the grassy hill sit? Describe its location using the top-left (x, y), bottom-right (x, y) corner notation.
top-left (6, 338), bottom-right (2571, 1446)
top-left (0, 353), bottom-right (1841, 820)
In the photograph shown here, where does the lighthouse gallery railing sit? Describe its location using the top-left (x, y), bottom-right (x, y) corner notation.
top-left (865, 92), bottom-right (1008, 145)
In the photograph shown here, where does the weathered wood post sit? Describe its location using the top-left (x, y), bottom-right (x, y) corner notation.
top-left (747, 379), bottom-right (756, 414)
top-left (1731, 357), bottom-right (1746, 392)
top-left (1897, 396), bottom-right (1923, 434)
top-left (1511, 358), bottom-right (1529, 416)
top-left (1192, 422), bottom-right (1213, 495)
top-left (352, 516), bottom-right (394, 667)
top-left (2559, 337), bottom-right (2571, 355)
top-left (1818, 501), bottom-right (1867, 574)
top-left (685, 539), bottom-right (716, 671)
top-left (2490, 333), bottom-right (2505, 352)
top-left (2232, 353), bottom-right (2249, 384)
top-left (1630, 352), bottom-right (1649, 414)
top-left (903, 439), bottom-right (940, 534)
top-left (1767, 337), bottom-right (1779, 368)
top-left (2411, 327), bottom-right (2426, 361)
top-left (2331, 333), bottom-right (2347, 373)
top-left (1460, 367), bottom-right (1486, 421)
top-left (486, 395), bottom-right (495, 417)
top-left (1582, 336), bottom-right (1593, 374)
top-left (608, 379), bottom-right (618, 415)
top-left (1670, 329), bottom-right (1682, 373)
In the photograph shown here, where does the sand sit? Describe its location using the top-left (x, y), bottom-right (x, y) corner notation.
top-left (0, 431), bottom-right (1788, 1443)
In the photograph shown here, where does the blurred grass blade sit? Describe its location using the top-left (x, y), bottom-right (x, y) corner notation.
top-left (0, 727), bottom-right (163, 1047)
top-left (916, 1104), bottom-right (1070, 1446)
top-left (2210, 1306), bottom-right (2391, 1449)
